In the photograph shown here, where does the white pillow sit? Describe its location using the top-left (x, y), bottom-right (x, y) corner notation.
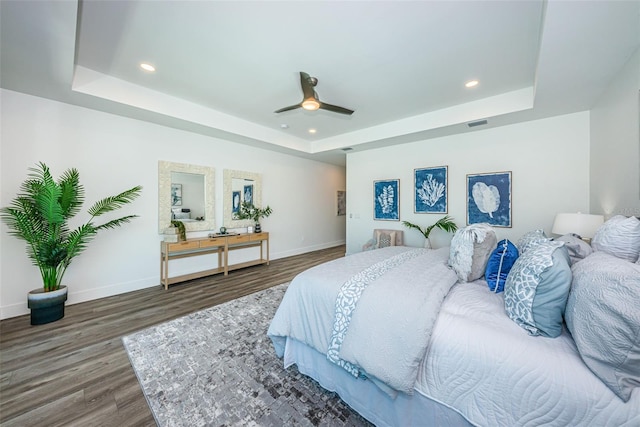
top-left (556, 233), bottom-right (593, 265)
top-left (591, 215), bottom-right (640, 262)
top-left (565, 251), bottom-right (640, 402)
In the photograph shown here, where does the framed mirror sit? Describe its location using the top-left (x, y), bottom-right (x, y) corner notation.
top-left (223, 169), bottom-right (262, 228)
top-left (158, 161), bottom-right (215, 233)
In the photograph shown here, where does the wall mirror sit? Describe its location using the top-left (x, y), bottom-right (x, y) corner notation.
top-left (223, 169), bottom-right (262, 228)
top-left (158, 161), bottom-right (215, 233)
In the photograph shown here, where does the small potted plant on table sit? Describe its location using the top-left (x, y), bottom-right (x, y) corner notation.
top-left (235, 201), bottom-right (273, 233)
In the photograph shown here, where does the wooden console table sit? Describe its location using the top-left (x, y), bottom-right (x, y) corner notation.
top-left (160, 232), bottom-right (269, 290)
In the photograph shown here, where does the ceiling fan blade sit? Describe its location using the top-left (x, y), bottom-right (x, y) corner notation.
top-left (319, 102), bottom-right (354, 115)
top-left (274, 104), bottom-right (302, 113)
top-left (299, 72), bottom-right (316, 100)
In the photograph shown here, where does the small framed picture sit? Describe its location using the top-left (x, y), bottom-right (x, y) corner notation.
top-left (232, 191), bottom-right (241, 213)
top-left (244, 185), bottom-right (253, 204)
top-left (414, 166), bottom-right (447, 213)
top-left (373, 179), bottom-right (400, 221)
top-left (467, 171), bottom-right (512, 227)
top-left (171, 183), bottom-right (182, 206)
top-left (336, 190), bottom-right (346, 216)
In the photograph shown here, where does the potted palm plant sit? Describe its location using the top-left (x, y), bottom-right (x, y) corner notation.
top-left (402, 215), bottom-right (458, 248)
top-left (235, 201), bottom-right (272, 233)
top-left (0, 162), bottom-right (142, 325)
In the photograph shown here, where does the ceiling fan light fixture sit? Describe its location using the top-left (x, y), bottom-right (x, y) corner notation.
top-left (301, 98), bottom-right (320, 111)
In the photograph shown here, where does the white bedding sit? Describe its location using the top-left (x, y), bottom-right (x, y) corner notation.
top-left (419, 278), bottom-right (639, 426)
top-left (268, 246), bottom-right (458, 394)
top-left (269, 247), bottom-right (640, 426)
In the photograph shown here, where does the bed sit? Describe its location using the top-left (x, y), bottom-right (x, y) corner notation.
top-left (267, 219), bottom-right (640, 426)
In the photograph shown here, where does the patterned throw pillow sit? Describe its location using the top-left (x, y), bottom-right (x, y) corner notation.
top-left (516, 229), bottom-right (548, 254)
top-left (565, 251), bottom-right (640, 402)
top-left (504, 241), bottom-right (571, 338)
top-left (591, 215), bottom-right (640, 263)
top-left (449, 223), bottom-right (497, 282)
top-left (375, 230), bottom-right (396, 248)
top-left (485, 239), bottom-right (519, 293)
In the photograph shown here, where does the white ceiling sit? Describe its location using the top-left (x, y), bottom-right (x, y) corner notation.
top-left (1, 1), bottom-right (639, 166)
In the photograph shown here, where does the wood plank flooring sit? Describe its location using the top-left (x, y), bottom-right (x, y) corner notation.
top-left (0, 245), bottom-right (346, 426)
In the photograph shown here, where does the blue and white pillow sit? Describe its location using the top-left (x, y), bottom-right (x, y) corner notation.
top-left (485, 239), bottom-right (519, 293)
top-left (504, 240), bottom-right (572, 338)
top-left (516, 229), bottom-right (548, 254)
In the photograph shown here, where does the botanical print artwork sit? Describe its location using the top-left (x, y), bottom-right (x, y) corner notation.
top-left (232, 191), bottom-right (241, 213)
top-left (171, 183), bottom-right (182, 206)
top-left (244, 185), bottom-right (253, 204)
top-left (414, 166), bottom-right (447, 213)
top-left (374, 179), bottom-right (400, 221)
top-left (467, 171), bottom-right (512, 227)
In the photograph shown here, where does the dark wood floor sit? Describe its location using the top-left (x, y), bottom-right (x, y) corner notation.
top-left (0, 245), bottom-right (346, 427)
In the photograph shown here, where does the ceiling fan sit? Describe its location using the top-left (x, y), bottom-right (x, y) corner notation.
top-left (274, 72), bottom-right (354, 115)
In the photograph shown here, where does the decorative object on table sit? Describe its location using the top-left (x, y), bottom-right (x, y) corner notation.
top-left (373, 179), bottom-right (400, 221)
top-left (402, 215), bottom-right (458, 249)
top-left (336, 190), bottom-right (346, 216)
top-left (234, 201), bottom-right (272, 233)
top-left (170, 220), bottom-right (186, 241)
top-left (219, 226), bottom-right (227, 234)
top-left (247, 225), bottom-right (254, 233)
top-left (0, 162), bottom-right (142, 325)
top-left (551, 212), bottom-right (604, 242)
top-left (414, 166), bottom-right (447, 214)
top-left (467, 171), bottom-right (512, 227)
top-left (170, 183), bottom-right (182, 206)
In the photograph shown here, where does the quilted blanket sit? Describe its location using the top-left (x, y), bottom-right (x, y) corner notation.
top-left (268, 246), bottom-right (458, 394)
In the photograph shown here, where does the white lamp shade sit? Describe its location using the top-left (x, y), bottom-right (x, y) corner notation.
top-left (552, 213), bottom-right (604, 239)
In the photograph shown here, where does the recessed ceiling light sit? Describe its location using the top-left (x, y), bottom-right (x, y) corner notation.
top-left (465, 80), bottom-right (479, 88)
top-left (140, 63), bottom-right (156, 72)
top-left (308, 128), bottom-right (317, 134)
top-left (280, 124), bottom-right (289, 129)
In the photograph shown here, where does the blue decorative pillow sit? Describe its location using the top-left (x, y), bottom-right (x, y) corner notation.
top-left (504, 241), bottom-right (572, 338)
top-left (485, 239), bottom-right (519, 293)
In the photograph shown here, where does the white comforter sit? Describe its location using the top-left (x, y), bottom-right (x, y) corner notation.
top-left (268, 246), bottom-right (458, 394)
top-left (419, 278), bottom-right (640, 426)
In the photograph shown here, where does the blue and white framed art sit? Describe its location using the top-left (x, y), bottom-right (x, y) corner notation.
top-left (374, 179), bottom-right (400, 221)
top-left (467, 171), bottom-right (512, 227)
top-left (243, 185), bottom-right (253, 204)
top-left (232, 191), bottom-right (241, 213)
top-left (414, 166), bottom-right (447, 213)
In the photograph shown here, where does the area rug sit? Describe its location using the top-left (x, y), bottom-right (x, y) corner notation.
top-left (122, 283), bottom-right (372, 427)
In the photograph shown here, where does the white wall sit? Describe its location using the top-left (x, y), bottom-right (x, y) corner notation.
top-left (346, 112), bottom-right (591, 254)
top-left (590, 47), bottom-right (640, 217)
top-left (0, 89), bottom-right (346, 319)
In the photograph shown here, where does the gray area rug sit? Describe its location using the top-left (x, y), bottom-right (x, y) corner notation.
top-left (122, 283), bottom-right (372, 427)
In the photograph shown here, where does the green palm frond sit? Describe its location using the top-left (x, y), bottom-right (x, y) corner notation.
top-left (402, 215), bottom-right (458, 239)
top-left (58, 167), bottom-right (83, 218)
top-left (87, 186), bottom-right (142, 217)
top-left (0, 163), bottom-right (142, 292)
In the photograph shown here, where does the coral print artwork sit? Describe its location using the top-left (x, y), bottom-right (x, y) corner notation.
top-left (467, 171), bottom-right (512, 227)
top-left (374, 179), bottom-right (400, 221)
top-left (414, 166), bottom-right (447, 213)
